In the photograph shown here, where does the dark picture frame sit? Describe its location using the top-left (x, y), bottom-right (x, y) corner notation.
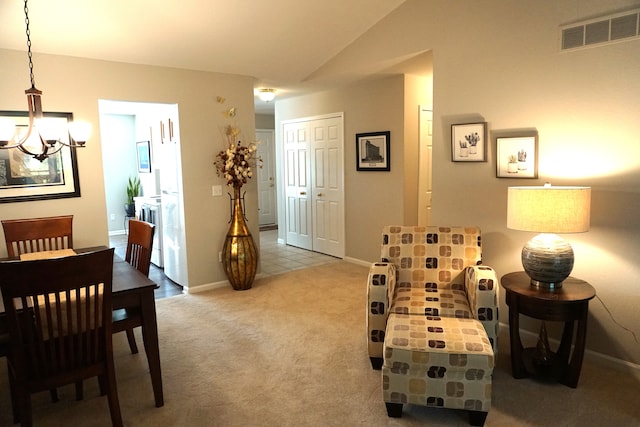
top-left (451, 122), bottom-right (487, 162)
top-left (356, 131), bottom-right (390, 171)
top-left (496, 132), bottom-right (538, 178)
top-left (136, 140), bottom-right (152, 173)
top-left (0, 111), bottom-right (81, 204)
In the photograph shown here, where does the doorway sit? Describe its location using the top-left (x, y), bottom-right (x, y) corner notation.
top-left (98, 100), bottom-right (188, 288)
top-left (281, 114), bottom-right (345, 258)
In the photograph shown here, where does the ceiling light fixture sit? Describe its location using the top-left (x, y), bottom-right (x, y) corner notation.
top-left (257, 89), bottom-right (276, 103)
top-left (0, 0), bottom-right (90, 162)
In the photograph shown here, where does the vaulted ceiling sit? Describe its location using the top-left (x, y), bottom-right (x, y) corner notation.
top-left (0, 0), bottom-right (408, 112)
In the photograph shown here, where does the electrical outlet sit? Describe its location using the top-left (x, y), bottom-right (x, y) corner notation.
top-left (212, 185), bottom-right (223, 197)
top-left (110, 213), bottom-right (115, 221)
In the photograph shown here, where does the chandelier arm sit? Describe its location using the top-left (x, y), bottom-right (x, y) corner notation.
top-left (16, 137), bottom-right (49, 162)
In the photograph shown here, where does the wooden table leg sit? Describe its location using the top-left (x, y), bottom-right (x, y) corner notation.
top-left (508, 294), bottom-right (527, 379)
top-left (562, 303), bottom-right (589, 388)
top-left (140, 290), bottom-right (164, 407)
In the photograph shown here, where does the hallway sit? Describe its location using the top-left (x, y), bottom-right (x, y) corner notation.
top-left (109, 228), bottom-right (339, 298)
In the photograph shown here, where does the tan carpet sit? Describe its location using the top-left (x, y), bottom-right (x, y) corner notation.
top-left (0, 261), bottom-right (639, 426)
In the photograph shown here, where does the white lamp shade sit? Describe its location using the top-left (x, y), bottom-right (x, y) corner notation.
top-left (507, 186), bottom-right (591, 234)
top-left (35, 117), bottom-right (67, 143)
top-left (68, 121), bottom-right (92, 143)
top-left (0, 118), bottom-right (16, 142)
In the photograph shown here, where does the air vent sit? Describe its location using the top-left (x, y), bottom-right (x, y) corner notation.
top-left (561, 8), bottom-right (640, 51)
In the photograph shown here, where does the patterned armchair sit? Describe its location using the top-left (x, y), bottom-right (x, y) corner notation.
top-left (366, 226), bottom-right (499, 426)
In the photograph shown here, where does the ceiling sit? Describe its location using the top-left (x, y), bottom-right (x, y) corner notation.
top-left (0, 0), bottom-right (407, 114)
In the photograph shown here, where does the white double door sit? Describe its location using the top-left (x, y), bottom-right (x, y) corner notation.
top-left (283, 114), bottom-right (344, 258)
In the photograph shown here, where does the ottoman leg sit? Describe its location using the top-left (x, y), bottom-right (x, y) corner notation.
top-left (469, 410), bottom-right (488, 426)
top-left (369, 357), bottom-right (383, 370)
top-left (385, 402), bottom-right (403, 418)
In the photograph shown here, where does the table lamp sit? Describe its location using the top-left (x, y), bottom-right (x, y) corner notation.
top-left (507, 184), bottom-right (591, 289)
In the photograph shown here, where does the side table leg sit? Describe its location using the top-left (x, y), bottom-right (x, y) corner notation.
top-left (508, 297), bottom-right (527, 379)
top-left (562, 303), bottom-right (589, 388)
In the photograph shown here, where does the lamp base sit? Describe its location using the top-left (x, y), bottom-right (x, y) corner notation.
top-left (522, 233), bottom-right (574, 290)
top-left (530, 279), bottom-right (564, 290)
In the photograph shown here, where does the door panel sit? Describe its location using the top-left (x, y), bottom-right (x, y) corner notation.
top-left (311, 117), bottom-right (344, 257)
top-left (418, 107), bottom-right (433, 226)
top-left (284, 121), bottom-right (312, 250)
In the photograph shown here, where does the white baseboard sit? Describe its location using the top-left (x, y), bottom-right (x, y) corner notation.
top-left (343, 256), bottom-right (370, 267)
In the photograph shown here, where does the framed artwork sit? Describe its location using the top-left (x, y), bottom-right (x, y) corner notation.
top-left (136, 140), bottom-right (152, 173)
top-left (356, 131), bottom-right (390, 171)
top-left (451, 122), bottom-right (487, 162)
top-left (496, 133), bottom-right (538, 178)
top-left (0, 111), bottom-right (81, 204)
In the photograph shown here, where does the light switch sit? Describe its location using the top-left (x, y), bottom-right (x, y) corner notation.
top-left (212, 185), bottom-right (223, 197)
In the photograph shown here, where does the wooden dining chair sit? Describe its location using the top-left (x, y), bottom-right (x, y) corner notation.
top-left (1, 215), bottom-right (74, 402)
top-left (115, 219), bottom-right (156, 354)
top-left (0, 248), bottom-right (123, 427)
top-left (1, 215), bottom-right (74, 257)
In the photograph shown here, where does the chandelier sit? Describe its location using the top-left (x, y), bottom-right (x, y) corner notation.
top-left (0, 0), bottom-right (90, 162)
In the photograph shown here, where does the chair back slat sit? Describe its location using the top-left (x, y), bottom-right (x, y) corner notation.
top-left (2, 215), bottom-right (74, 257)
top-left (125, 219), bottom-right (155, 277)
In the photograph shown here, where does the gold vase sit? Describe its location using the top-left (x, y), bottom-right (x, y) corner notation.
top-left (222, 186), bottom-right (258, 290)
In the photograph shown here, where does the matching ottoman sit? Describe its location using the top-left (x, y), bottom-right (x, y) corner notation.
top-left (383, 314), bottom-right (494, 426)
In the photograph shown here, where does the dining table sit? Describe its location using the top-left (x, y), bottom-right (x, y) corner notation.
top-left (0, 246), bottom-right (164, 408)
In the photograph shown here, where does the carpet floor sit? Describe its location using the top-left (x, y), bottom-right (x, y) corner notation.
top-left (0, 261), bottom-right (638, 426)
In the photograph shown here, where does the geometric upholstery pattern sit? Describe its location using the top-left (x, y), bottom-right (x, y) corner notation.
top-left (366, 226), bottom-right (499, 426)
top-left (383, 315), bottom-right (494, 412)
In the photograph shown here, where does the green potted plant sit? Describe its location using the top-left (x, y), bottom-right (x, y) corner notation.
top-left (125, 176), bottom-right (141, 217)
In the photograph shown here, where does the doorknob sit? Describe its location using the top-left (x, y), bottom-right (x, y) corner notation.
top-left (300, 191), bottom-right (306, 195)
top-left (318, 193), bottom-right (324, 197)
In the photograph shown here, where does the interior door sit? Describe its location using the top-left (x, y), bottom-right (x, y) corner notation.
top-left (418, 106), bottom-right (433, 226)
top-left (256, 129), bottom-right (276, 226)
top-left (283, 114), bottom-right (344, 257)
top-left (311, 117), bottom-right (344, 257)
top-left (284, 121), bottom-right (312, 250)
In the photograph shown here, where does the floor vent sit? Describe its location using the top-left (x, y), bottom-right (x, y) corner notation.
top-left (561, 8), bottom-right (640, 51)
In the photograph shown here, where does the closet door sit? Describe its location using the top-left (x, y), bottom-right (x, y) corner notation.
top-left (284, 121), bottom-right (312, 250)
top-left (311, 116), bottom-right (344, 258)
top-left (283, 114), bottom-right (344, 257)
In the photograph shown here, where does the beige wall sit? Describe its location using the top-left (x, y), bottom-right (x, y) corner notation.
top-left (276, 0), bottom-right (640, 366)
top-left (255, 114), bottom-right (275, 130)
top-left (0, 48), bottom-right (259, 290)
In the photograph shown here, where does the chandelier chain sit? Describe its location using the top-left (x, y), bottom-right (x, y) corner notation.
top-left (23, 0), bottom-right (35, 89)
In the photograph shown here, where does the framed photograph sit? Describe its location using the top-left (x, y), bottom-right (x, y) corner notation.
top-left (356, 131), bottom-right (390, 171)
top-left (496, 133), bottom-right (538, 178)
top-left (0, 111), bottom-right (80, 204)
top-left (451, 122), bottom-right (487, 162)
top-left (136, 140), bottom-right (152, 173)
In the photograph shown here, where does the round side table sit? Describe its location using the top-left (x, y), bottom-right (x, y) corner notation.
top-left (501, 271), bottom-right (596, 388)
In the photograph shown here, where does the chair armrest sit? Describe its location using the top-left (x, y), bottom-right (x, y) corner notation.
top-left (465, 265), bottom-right (500, 354)
top-left (366, 262), bottom-right (396, 360)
